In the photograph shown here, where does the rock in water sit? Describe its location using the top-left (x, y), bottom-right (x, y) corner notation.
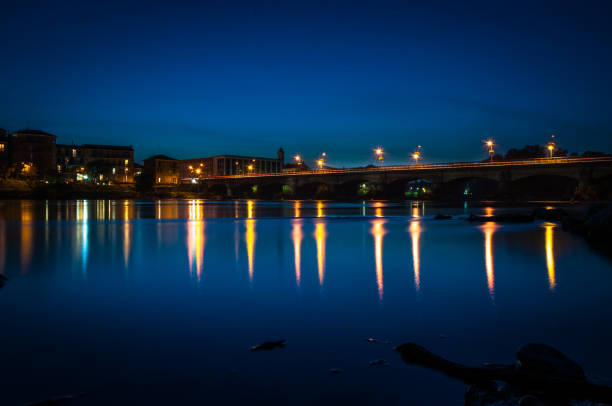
top-left (434, 214), bottom-right (452, 220)
top-left (250, 339), bottom-right (286, 351)
top-left (0, 274), bottom-right (7, 290)
top-left (516, 343), bottom-right (585, 381)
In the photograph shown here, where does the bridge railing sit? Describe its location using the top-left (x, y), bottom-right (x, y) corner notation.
top-left (201, 156), bottom-right (612, 180)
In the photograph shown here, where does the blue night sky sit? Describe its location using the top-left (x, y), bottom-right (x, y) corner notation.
top-left (1, 0), bottom-right (611, 165)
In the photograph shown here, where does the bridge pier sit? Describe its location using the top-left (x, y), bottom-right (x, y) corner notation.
top-left (497, 169), bottom-right (512, 198)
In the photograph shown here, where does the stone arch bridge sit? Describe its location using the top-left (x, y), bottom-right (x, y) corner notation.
top-left (196, 157), bottom-right (612, 199)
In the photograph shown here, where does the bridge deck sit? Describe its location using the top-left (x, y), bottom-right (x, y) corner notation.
top-left (200, 156), bottom-right (612, 180)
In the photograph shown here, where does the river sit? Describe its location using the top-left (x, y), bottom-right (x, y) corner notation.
top-left (1, 200), bottom-right (611, 405)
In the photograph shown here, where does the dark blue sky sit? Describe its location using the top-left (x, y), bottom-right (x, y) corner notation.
top-left (1, 0), bottom-right (611, 165)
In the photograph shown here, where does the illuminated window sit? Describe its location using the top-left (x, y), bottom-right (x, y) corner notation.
top-left (0, 144), bottom-right (5, 151)
top-left (124, 159), bottom-right (129, 166)
top-left (72, 149), bottom-right (77, 158)
top-left (112, 167), bottom-right (116, 174)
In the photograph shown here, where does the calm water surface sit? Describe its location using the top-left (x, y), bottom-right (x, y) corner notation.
top-left (1, 200), bottom-right (612, 405)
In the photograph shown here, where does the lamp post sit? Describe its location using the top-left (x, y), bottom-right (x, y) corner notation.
top-left (412, 145), bottom-right (422, 165)
top-left (375, 147), bottom-right (384, 166)
top-left (547, 135), bottom-right (556, 158)
top-left (485, 139), bottom-right (495, 162)
top-left (317, 153), bottom-right (326, 170)
top-left (294, 154), bottom-right (302, 169)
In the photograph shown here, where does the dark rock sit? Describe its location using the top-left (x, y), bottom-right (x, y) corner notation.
top-left (532, 207), bottom-right (567, 221)
top-left (329, 368), bottom-right (343, 374)
top-left (562, 204), bottom-right (612, 254)
top-left (250, 339), bottom-right (286, 351)
top-left (516, 343), bottom-right (585, 382)
top-left (434, 214), bottom-right (452, 220)
top-left (368, 359), bottom-right (389, 367)
top-left (0, 274), bottom-right (6, 290)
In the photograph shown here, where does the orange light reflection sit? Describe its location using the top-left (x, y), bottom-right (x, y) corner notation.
top-left (545, 223), bottom-right (556, 290)
top-left (409, 220), bottom-right (421, 291)
top-left (371, 219), bottom-right (386, 301)
top-left (314, 221), bottom-right (327, 285)
top-left (291, 219), bottom-right (303, 286)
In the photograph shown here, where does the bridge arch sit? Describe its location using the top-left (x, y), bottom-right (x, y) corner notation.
top-left (510, 174), bottom-right (577, 200)
top-left (439, 177), bottom-right (499, 200)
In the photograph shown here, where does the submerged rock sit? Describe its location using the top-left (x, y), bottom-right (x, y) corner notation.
top-left (250, 339), bottom-right (286, 351)
top-left (396, 342), bottom-right (612, 405)
top-left (517, 343), bottom-right (585, 382)
top-left (434, 214), bottom-right (452, 220)
top-left (562, 204), bottom-right (612, 253)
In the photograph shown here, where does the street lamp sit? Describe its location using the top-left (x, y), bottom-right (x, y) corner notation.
top-left (485, 139), bottom-right (495, 162)
top-left (294, 154), bottom-right (302, 168)
top-left (317, 153), bottom-right (326, 170)
top-left (547, 134), bottom-right (556, 158)
top-left (375, 147), bottom-right (384, 165)
top-left (247, 164), bottom-right (254, 173)
top-left (412, 145), bottom-right (422, 164)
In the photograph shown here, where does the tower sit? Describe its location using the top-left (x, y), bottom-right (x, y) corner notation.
top-left (277, 147), bottom-right (285, 166)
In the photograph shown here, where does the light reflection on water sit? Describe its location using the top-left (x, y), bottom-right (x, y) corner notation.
top-left (1, 199), bottom-right (611, 405)
top-left (5, 199), bottom-right (572, 297)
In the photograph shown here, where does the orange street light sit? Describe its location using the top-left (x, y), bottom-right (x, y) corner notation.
top-left (485, 139), bottom-right (495, 161)
top-left (317, 159), bottom-right (324, 169)
top-left (412, 145), bottom-right (422, 164)
top-left (547, 134), bottom-right (556, 158)
top-left (374, 146), bottom-right (384, 165)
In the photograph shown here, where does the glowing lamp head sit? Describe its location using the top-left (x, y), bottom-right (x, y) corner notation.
top-left (294, 155), bottom-right (301, 162)
top-left (375, 148), bottom-right (383, 155)
top-left (486, 140), bottom-right (494, 147)
top-left (248, 164), bottom-right (253, 171)
top-left (195, 168), bottom-right (201, 174)
top-left (317, 159), bottom-right (324, 168)
top-left (547, 144), bottom-right (554, 151)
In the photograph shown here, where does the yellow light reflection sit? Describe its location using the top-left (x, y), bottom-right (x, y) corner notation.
top-left (291, 219), bottom-right (303, 286)
top-left (371, 219), bottom-right (386, 301)
top-left (545, 223), bottom-right (556, 291)
top-left (123, 201), bottom-right (131, 268)
top-left (314, 221), bottom-right (327, 285)
top-left (247, 200), bottom-right (254, 219)
top-left (411, 202), bottom-right (420, 218)
top-left (317, 201), bottom-right (324, 218)
top-left (484, 207), bottom-right (494, 217)
top-left (373, 202), bottom-right (384, 218)
top-left (409, 220), bottom-right (422, 291)
top-left (188, 223), bottom-right (205, 281)
top-left (481, 222), bottom-right (498, 300)
top-left (294, 201), bottom-right (301, 218)
top-left (245, 219), bottom-right (256, 282)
